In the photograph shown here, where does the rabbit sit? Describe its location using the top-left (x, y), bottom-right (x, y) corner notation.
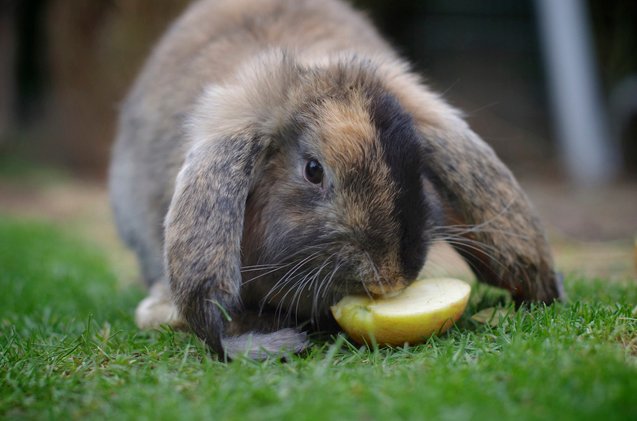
top-left (109, 0), bottom-right (564, 359)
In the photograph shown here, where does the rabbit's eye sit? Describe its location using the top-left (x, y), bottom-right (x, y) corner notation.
top-left (304, 159), bottom-right (324, 185)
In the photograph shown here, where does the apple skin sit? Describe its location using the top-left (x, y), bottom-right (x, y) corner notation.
top-left (330, 278), bottom-right (471, 346)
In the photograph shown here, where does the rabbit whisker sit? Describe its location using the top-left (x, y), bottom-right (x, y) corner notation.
top-left (433, 234), bottom-right (505, 259)
top-left (307, 252), bottom-right (338, 318)
top-left (313, 259), bottom-right (343, 323)
top-left (260, 250), bottom-right (324, 318)
top-left (437, 237), bottom-right (509, 274)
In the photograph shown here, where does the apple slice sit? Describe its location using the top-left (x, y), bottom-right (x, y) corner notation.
top-left (330, 278), bottom-right (471, 346)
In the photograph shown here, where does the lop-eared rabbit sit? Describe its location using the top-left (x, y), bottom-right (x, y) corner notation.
top-left (110, 0), bottom-right (563, 359)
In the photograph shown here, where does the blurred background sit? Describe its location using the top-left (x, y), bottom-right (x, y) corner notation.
top-left (0, 0), bottom-right (635, 279)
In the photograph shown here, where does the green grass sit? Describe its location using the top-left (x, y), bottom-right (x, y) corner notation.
top-left (0, 151), bottom-right (70, 186)
top-left (1, 217), bottom-right (636, 420)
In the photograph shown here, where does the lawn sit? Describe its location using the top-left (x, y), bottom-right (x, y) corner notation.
top-left (1, 216), bottom-right (636, 420)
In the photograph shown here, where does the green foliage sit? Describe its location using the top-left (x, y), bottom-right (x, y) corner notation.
top-left (1, 217), bottom-right (636, 420)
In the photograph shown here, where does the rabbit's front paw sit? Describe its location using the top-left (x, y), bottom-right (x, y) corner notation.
top-left (135, 282), bottom-right (187, 330)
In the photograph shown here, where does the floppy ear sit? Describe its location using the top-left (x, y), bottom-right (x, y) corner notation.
top-left (380, 64), bottom-right (563, 303)
top-left (164, 52), bottom-right (308, 357)
top-left (421, 125), bottom-right (563, 303)
top-left (164, 129), bottom-right (269, 355)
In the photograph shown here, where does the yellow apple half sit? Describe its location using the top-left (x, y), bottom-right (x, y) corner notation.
top-left (330, 278), bottom-right (471, 346)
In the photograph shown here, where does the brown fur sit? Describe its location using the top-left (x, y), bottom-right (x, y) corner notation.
top-left (110, 0), bottom-right (562, 359)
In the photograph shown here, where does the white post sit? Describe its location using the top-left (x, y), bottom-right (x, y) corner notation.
top-left (535, 0), bottom-right (621, 185)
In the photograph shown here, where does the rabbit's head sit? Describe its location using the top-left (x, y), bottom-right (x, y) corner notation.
top-left (240, 71), bottom-right (445, 316)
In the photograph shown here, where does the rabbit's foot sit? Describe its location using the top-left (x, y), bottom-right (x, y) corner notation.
top-left (135, 282), bottom-right (188, 330)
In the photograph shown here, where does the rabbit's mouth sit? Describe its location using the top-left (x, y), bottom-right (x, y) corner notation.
top-left (365, 277), bottom-right (409, 297)
top-left (335, 276), bottom-right (410, 298)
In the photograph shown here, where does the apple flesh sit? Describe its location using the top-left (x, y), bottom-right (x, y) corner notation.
top-left (330, 278), bottom-right (471, 346)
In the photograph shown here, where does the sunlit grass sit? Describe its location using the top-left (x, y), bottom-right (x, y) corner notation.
top-left (1, 217), bottom-right (636, 420)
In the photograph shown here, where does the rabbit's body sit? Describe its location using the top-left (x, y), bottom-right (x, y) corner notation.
top-left (110, 0), bottom-right (562, 359)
